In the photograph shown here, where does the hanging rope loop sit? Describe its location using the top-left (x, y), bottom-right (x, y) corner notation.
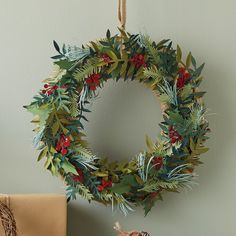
top-left (118, 0), bottom-right (126, 30)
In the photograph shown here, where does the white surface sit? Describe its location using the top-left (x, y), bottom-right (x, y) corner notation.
top-left (0, 0), bottom-right (236, 235)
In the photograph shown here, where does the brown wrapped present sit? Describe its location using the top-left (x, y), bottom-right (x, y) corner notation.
top-left (0, 194), bottom-right (67, 236)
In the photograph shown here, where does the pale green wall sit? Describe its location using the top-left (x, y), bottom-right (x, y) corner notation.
top-left (0, 0), bottom-right (236, 235)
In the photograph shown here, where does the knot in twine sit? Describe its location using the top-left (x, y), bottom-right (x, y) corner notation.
top-left (0, 201), bottom-right (17, 236)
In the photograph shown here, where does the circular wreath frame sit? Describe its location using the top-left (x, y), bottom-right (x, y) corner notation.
top-left (25, 29), bottom-right (210, 215)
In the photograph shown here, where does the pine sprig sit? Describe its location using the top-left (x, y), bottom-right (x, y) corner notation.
top-left (158, 79), bottom-right (178, 106)
top-left (139, 35), bottom-right (161, 65)
top-left (139, 180), bottom-right (179, 193)
top-left (112, 194), bottom-right (135, 216)
top-left (69, 92), bottom-right (79, 118)
top-left (143, 66), bottom-right (164, 87)
top-left (74, 58), bottom-right (102, 82)
top-left (66, 184), bottom-right (94, 201)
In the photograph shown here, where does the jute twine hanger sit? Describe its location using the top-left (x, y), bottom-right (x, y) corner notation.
top-left (118, 0), bottom-right (127, 31)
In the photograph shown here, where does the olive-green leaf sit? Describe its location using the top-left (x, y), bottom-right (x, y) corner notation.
top-left (62, 159), bottom-right (77, 175)
top-left (146, 135), bottom-right (154, 152)
top-left (186, 52), bottom-right (192, 68)
top-left (37, 147), bottom-right (48, 162)
top-left (52, 121), bottom-right (60, 136)
top-left (111, 182), bottom-right (131, 194)
top-left (176, 45), bottom-right (182, 63)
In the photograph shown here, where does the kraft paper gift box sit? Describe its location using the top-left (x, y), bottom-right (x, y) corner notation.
top-left (0, 194), bottom-right (67, 236)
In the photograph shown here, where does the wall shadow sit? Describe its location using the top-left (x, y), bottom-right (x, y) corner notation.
top-left (67, 202), bottom-right (113, 236)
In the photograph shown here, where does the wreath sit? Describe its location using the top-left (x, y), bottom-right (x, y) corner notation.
top-left (25, 29), bottom-right (210, 215)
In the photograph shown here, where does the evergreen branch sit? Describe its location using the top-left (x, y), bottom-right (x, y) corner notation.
top-left (73, 154), bottom-right (99, 170)
top-left (139, 35), bottom-right (161, 65)
top-left (158, 79), bottom-right (178, 106)
top-left (66, 184), bottom-right (94, 201)
top-left (137, 152), bottom-right (146, 182)
top-left (143, 66), bottom-right (164, 86)
top-left (74, 144), bottom-right (94, 159)
top-left (112, 194), bottom-right (135, 216)
top-left (74, 58), bottom-right (101, 82)
top-left (43, 65), bottom-right (67, 84)
top-left (167, 164), bottom-right (198, 190)
top-left (100, 193), bottom-right (113, 203)
top-left (64, 45), bottom-right (90, 61)
top-left (139, 180), bottom-right (179, 193)
top-left (54, 89), bottom-right (71, 113)
top-left (190, 104), bottom-right (206, 130)
top-left (69, 92), bottom-right (79, 118)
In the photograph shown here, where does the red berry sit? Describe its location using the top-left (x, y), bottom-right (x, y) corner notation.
top-left (97, 185), bottom-right (104, 192)
top-left (55, 143), bottom-right (62, 152)
top-left (73, 168), bottom-right (84, 183)
top-left (152, 157), bottom-right (163, 170)
top-left (93, 73), bottom-right (101, 81)
top-left (86, 73), bottom-right (101, 91)
top-left (63, 137), bottom-right (71, 147)
top-left (101, 179), bottom-right (107, 187)
top-left (73, 175), bottom-right (81, 183)
top-left (47, 90), bottom-right (53, 96)
top-left (179, 67), bottom-right (185, 74)
top-left (101, 179), bottom-right (113, 188)
top-left (85, 78), bottom-right (92, 84)
top-left (171, 138), bottom-right (177, 144)
top-left (42, 90), bottom-right (46, 94)
top-left (90, 84), bottom-right (96, 91)
top-left (61, 148), bottom-right (68, 155)
top-left (184, 72), bottom-right (191, 79)
top-left (150, 192), bottom-right (158, 198)
top-left (177, 77), bottom-right (185, 89)
top-left (130, 54), bottom-right (146, 68)
top-left (52, 85), bottom-right (58, 90)
top-left (101, 54), bottom-right (111, 63)
top-left (44, 84), bottom-right (49, 89)
top-left (107, 180), bottom-right (112, 187)
top-left (138, 54), bottom-right (144, 60)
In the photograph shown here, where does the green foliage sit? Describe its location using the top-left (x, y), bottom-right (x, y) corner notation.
top-left (176, 45), bottom-right (182, 63)
top-left (74, 58), bottom-right (104, 82)
top-left (69, 92), bottom-right (79, 117)
top-left (139, 35), bottom-right (161, 65)
top-left (62, 159), bottom-right (77, 175)
top-left (139, 180), bottom-right (179, 193)
top-left (141, 193), bottom-right (162, 216)
top-left (158, 79), bottom-right (178, 106)
top-left (67, 184), bottom-right (94, 201)
top-left (143, 66), bottom-right (163, 87)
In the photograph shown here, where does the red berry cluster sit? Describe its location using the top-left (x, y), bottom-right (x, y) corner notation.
top-left (85, 73), bottom-right (101, 91)
top-left (73, 168), bottom-right (84, 183)
top-left (55, 134), bottom-right (71, 155)
top-left (97, 179), bottom-right (113, 192)
top-left (41, 84), bottom-right (58, 96)
top-left (150, 192), bottom-right (158, 199)
top-left (152, 156), bottom-right (163, 170)
top-left (168, 126), bottom-right (182, 144)
top-left (177, 67), bottom-right (191, 89)
top-left (130, 54), bottom-right (147, 68)
top-left (100, 53), bottom-right (112, 63)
